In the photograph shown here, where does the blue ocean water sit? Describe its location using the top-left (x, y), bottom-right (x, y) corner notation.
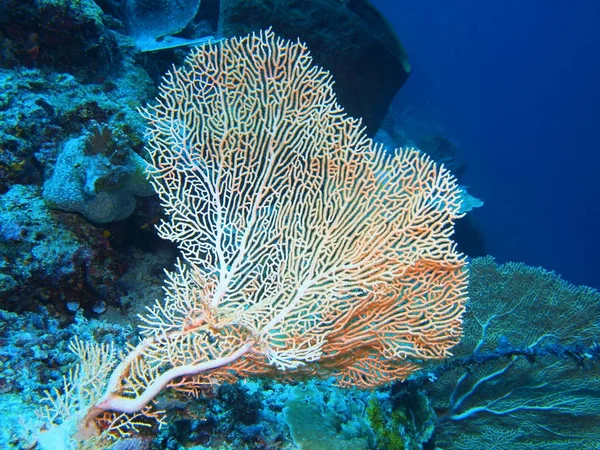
top-left (373, 0), bottom-right (600, 289)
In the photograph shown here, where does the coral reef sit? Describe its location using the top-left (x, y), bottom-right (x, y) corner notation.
top-left (3, 1), bottom-right (594, 449)
top-left (42, 132), bottom-right (153, 223)
top-left (0, 184), bottom-right (126, 312)
top-left (367, 389), bottom-right (436, 450)
top-left (0, 12), bottom-right (159, 311)
top-left (2, 254), bottom-right (600, 449)
top-left (0, 0), bottom-right (117, 80)
top-left (283, 382), bottom-right (373, 449)
top-left (0, 59), bottom-right (153, 189)
top-left (420, 257), bottom-right (600, 448)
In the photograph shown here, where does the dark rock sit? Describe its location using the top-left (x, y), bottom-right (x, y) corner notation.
top-left (0, 0), bottom-right (120, 81)
top-left (219, 0), bottom-right (411, 136)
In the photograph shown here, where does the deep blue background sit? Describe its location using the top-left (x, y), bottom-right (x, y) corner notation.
top-left (372, 0), bottom-right (600, 288)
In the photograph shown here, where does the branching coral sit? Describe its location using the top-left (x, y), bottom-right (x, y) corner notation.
top-left (428, 257), bottom-right (600, 449)
top-left (37, 29), bottom-right (467, 448)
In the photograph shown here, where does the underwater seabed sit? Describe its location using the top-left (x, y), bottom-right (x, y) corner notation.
top-left (1, 256), bottom-right (599, 449)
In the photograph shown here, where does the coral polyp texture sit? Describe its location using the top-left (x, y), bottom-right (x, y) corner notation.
top-left (38, 30), bottom-right (467, 447)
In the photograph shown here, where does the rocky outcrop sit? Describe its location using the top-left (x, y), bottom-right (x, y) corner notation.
top-left (219, 0), bottom-right (411, 136)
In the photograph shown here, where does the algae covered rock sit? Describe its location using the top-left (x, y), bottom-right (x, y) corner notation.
top-left (43, 133), bottom-right (154, 223)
